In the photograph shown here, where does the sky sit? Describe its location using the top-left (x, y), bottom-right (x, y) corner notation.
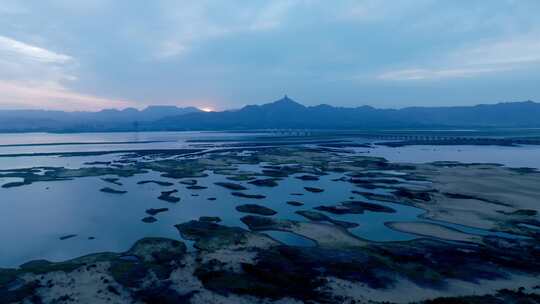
top-left (0, 0), bottom-right (539, 111)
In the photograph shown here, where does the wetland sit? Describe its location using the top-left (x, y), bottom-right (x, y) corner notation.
top-left (1, 131), bottom-right (540, 303)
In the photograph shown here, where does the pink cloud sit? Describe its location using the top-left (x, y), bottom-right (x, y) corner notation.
top-left (0, 81), bottom-right (135, 111)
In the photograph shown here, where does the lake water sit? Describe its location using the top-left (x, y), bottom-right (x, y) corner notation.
top-left (0, 131), bottom-right (269, 156)
top-left (1, 131), bottom-right (540, 267)
top-left (368, 144), bottom-right (540, 169)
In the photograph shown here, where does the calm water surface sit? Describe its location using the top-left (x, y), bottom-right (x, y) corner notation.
top-left (1, 131), bottom-right (539, 267)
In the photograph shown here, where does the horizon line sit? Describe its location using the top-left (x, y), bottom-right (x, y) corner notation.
top-left (0, 97), bottom-right (536, 113)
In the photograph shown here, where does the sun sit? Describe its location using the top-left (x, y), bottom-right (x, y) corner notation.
top-left (200, 107), bottom-right (214, 112)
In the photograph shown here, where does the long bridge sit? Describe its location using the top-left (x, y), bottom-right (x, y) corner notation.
top-left (267, 129), bottom-right (540, 145)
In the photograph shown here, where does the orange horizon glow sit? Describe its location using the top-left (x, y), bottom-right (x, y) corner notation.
top-left (200, 107), bottom-right (214, 112)
top-left (0, 82), bottom-right (223, 112)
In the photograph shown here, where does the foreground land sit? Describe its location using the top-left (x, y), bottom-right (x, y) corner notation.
top-left (1, 146), bottom-right (539, 303)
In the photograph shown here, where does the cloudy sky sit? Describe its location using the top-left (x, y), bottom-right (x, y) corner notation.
top-left (0, 0), bottom-right (539, 111)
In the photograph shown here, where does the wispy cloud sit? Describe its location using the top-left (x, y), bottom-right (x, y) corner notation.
top-left (378, 67), bottom-right (507, 81)
top-left (153, 1), bottom-right (298, 59)
top-left (452, 36), bottom-right (540, 66)
top-left (378, 34), bottom-right (540, 81)
top-left (0, 35), bottom-right (72, 63)
top-left (0, 35), bottom-right (134, 110)
top-left (0, 35), bottom-right (75, 84)
top-left (0, 80), bottom-right (133, 111)
top-left (248, 1), bottom-right (295, 31)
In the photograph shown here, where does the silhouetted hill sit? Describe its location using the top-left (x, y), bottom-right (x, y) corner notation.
top-left (155, 97), bottom-right (540, 130)
top-left (0, 106), bottom-right (201, 132)
top-left (1, 97), bottom-right (539, 132)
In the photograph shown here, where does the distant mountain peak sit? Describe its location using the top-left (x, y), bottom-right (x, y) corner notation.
top-left (265, 95), bottom-right (305, 109)
top-left (276, 94), bottom-right (295, 103)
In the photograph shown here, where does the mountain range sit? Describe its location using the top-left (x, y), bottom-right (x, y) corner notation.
top-left (1, 96), bottom-right (539, 132)
top-left (153, 96), bottom-right (540, 130)
top-left (0, 106), bottom-right (200, 132)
